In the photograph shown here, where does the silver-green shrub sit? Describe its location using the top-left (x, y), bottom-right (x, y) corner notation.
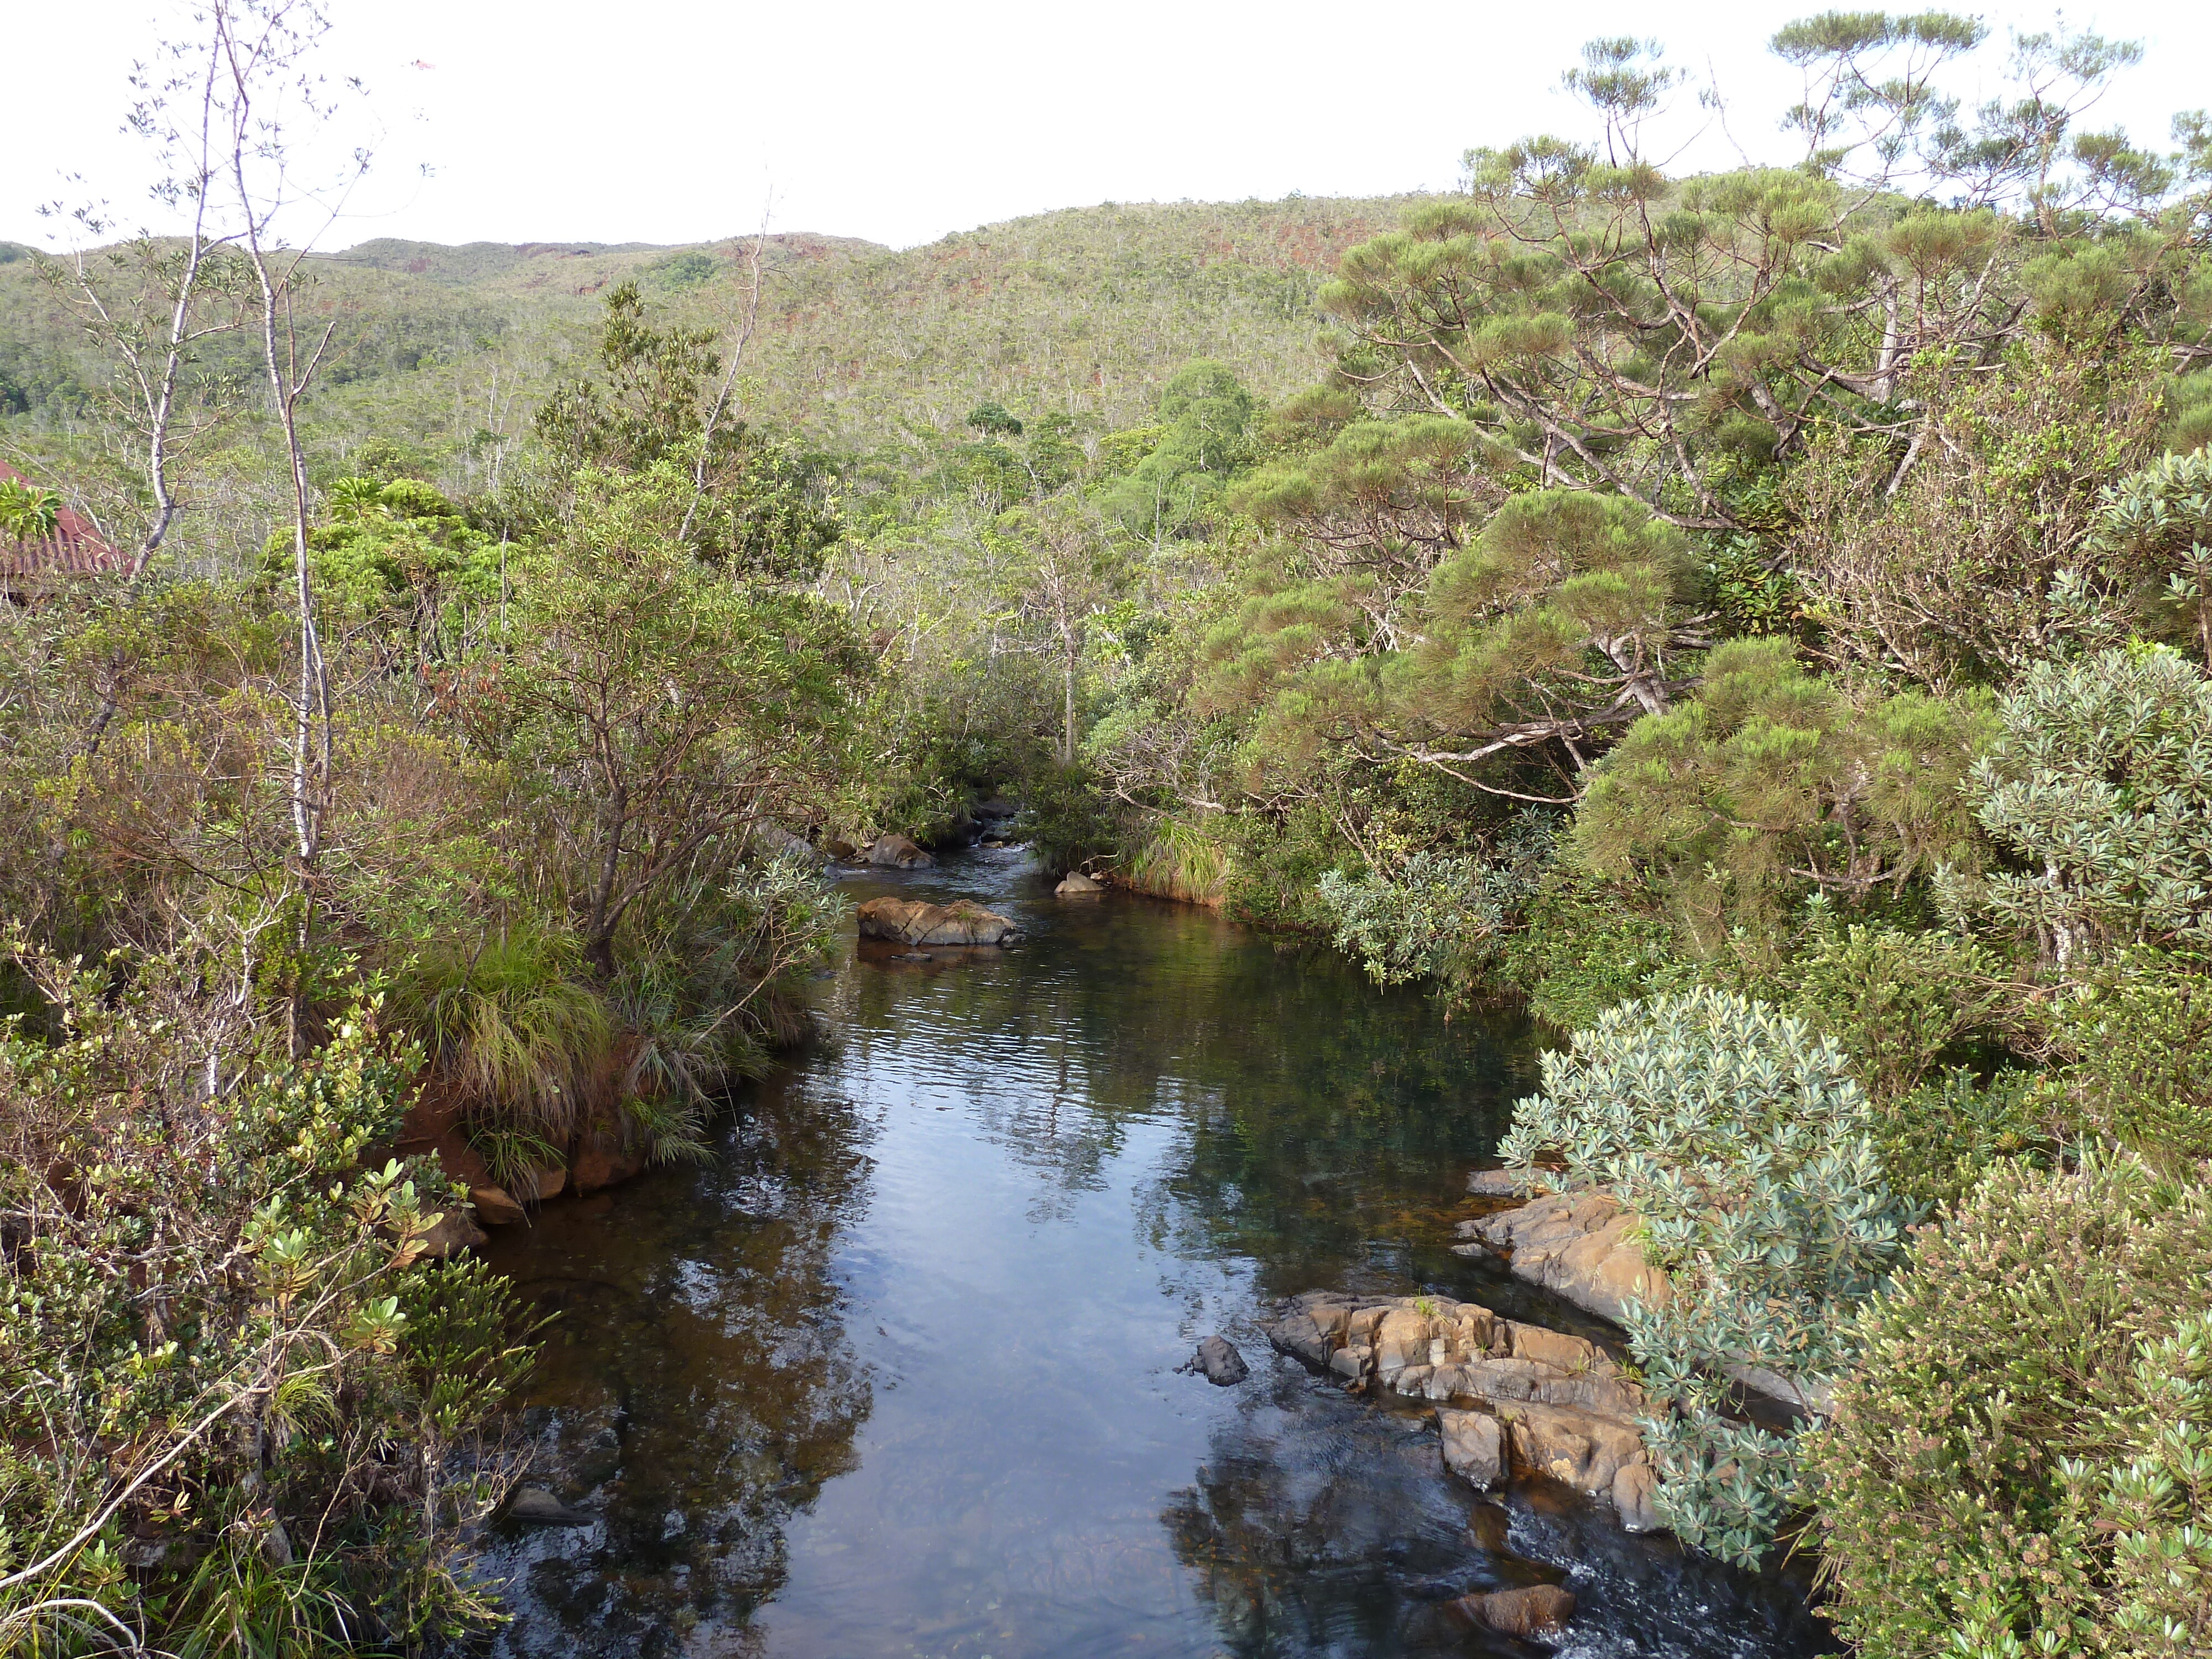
top-left (1941, 646), bottom-right (2212, 967)
top-left (1498, 986), bottom-right (1914, 1566)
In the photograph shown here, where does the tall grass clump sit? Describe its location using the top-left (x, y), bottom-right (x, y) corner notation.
top-left (1121, 816), bottom-right (1233, 906)
top-left (386, 924), bottom-right (615, 1143)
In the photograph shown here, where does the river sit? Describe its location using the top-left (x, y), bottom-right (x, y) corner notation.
top-left (479, 848), bottom-right (1834, 1658)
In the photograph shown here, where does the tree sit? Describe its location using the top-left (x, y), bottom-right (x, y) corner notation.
top-left (1575, 637), bottom-right (1991, 940)
top-left (534, 282), bottom-right (842, 577)
top-left (462, 467), bottom-right (863, 979)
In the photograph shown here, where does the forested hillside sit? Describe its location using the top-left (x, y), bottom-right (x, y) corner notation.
top-left (4, 4), bottom-right (2211, 1656)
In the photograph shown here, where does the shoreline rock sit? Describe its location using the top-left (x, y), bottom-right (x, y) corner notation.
top-left (1263, 1291), bottom-right (1661, 1527)
top-left (1454, 1191), bottom-right (1672, 1327)
top-left (1055, 871), bottom-right (1104, 896)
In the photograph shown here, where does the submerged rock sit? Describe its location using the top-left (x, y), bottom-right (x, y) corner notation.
top-left (1263, 1290), bottom-right (1662, 1527)
top-left (1192, 1335), bottom-right (1249, 1385)
top-left (1466, 1167), bottom-right (1535, 1197)
top-left (1447, 1583), bottom-right (1576, 1637)
top-left (506, 1486), bottom-right (591, 1526)
top-left (857, 897), bottom-right (1019, 947)
top-left (864, 833), bottom-right (935, 868)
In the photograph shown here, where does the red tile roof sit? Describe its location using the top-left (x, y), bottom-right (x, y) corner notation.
top-left (1, 460), bottom-right (126, 578)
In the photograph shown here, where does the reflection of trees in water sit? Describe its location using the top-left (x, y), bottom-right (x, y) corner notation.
top-left (482, 1084), bottom-right (877, 1659)
top-left (828, 900), bottom-right (1536, 1279)
top-left (1164, 1376), bottom-right (1835, 1659)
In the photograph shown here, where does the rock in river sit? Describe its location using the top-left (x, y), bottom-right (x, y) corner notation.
top-left (1191, 1335), bottom-right (1249, 1385)
top-left (1447, 1583), bottom-right (1577, 1637)
top-left (1055, 871), bottom-right (1104, 896)
top-left (506, 1486), bottom-right (590, 1526)
top-left (864, 833), bottom-right (935, 868)
top-left (1263, 1290), bottom-right (1661, 1522)
top-left (857, 897), bottom-right (1019, 947)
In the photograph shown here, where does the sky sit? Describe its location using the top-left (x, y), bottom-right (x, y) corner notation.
top-left (7, 0), bottom-right (2211, 254)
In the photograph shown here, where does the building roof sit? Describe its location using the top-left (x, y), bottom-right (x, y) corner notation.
top-left (0, 460), bottom-right (126, 578)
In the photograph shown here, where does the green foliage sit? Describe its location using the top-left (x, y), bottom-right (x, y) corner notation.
top-left (387, 924), bottom-right (613, 1140)
top-left (467, 463), bottom-right (865, 975)
top-left (531, 284), bottom-right (842, 576)
top-left (1791, 352), bottom-right (2171, 689)
top-left (1099, 359), bottom-right (1258, 540)
top-left (2086, 446), bottom-right (2212, 666)
top-left (0, 938), bottom-right (529, 1653)
top-left (1313, 813), bottom-right (1553, 998)
top-left (1018, 761), bottom-right (1121, 878)
top-left (265, 473), bottom-right (499, 624)
top-left (1752, 909), bottom-right (2015, 1104)
top-left (2044, 947), bottom-right (2212, 1167)
top-left (1499, 987), bottom-right (1914, 1566)
top-left (1807, 1153), bottom-right (2212, 1659)
top-left (1940, 646), bottom-right (2212, 965)
top-left (0, 477), bottom-right (61, 540)
top-left (1490, 855), bottom-right (1685, 1033)
top-left (1578, 638), bottom-right (1991, 942)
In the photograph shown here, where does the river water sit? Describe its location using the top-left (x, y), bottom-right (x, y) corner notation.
top-left (480, 849), bottom-right (1833, 1659)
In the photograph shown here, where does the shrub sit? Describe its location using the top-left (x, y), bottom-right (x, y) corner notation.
top-left (0, 937), bottom-right (534, 1652)
top-left (387, 923), bottom-right (615, 1142)
top-left (2043, 946), bottom-right (2212, 1167)
top-left (1498, 987), bottom-right (1914, 1566)
top-left (1941, 646), bottom-right (2212, 968)
top-left (1121, 815), bottom-right (1233, 906)
top-left (1807, 1154), bottom-right (2212, 1659)
top-left (1490, 856), bottom-right (1684, 1032)
top-left (1315, 850), bottom-right (1513, 994)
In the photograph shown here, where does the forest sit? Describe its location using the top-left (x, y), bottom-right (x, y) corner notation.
top-left (2, 3), bottom-right (2209, 1656)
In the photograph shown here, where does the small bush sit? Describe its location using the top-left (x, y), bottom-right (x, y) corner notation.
top-left (0, 938), bottom-right (534, 1652)
top-left (1499, 987), bottom-right (1914, 1566)
top-left (1807, 1154), bottom-right (2212, 1659)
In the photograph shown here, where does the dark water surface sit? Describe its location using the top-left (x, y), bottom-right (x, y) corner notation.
top-left (481, 851), bottom-right (1832, 1659)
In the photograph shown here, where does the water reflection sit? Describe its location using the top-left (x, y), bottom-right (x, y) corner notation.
top-left (482, 851), bottom-right (1830, 1657)
top-left (481, 1090), bottom-right (876, 1657)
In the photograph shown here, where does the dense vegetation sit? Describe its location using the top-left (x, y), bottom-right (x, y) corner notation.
top-left (3, 3), bottom-right (2210, 1653)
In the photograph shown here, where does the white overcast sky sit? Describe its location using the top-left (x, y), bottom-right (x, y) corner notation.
top-left (7, 1), bottom-right (2211, 253)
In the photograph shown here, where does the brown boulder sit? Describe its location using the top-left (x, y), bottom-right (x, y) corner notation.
top-left (1447, 1584), bottom-right (1576, 1637)
top-left (1456, 1191), bottom-right (1672, 1326)
top-left (1055, 871), bottom-right (1104, 896)
top-left (568, 1118), bottom-right (647, 1196)
top-left (469, 1184), bottom-right (526, 1227)
top-left (864, 833), bottom-right (935, 868)
top-left (857, 896), bottom-right (1019, 947)
top-left (527, 1164), bottom-right (567, 1201)
top-left (417, 1203), bottom-right (488, 1259)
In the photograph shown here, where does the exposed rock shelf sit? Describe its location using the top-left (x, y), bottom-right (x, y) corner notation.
top-left (1264, 1290), bottom-right (1663, 1533)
